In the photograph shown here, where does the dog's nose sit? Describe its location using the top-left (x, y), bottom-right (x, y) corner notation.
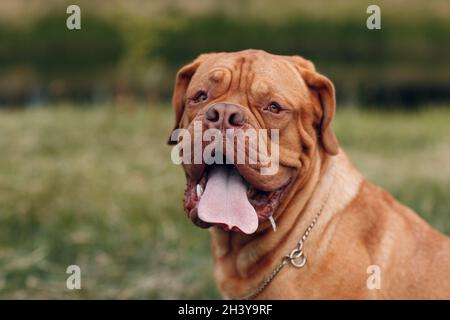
top-left (203, 103), bottom-right (246, 129)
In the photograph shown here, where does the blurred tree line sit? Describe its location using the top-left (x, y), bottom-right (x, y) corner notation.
top-left (1, 9), bottom-right (450, 108)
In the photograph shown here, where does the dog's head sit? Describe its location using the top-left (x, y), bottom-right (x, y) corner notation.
top-left (168, 50), bottom-right (338, 234)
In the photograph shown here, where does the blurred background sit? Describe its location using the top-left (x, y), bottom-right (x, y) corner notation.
top-left (0, 0), bottom-right (449, 298)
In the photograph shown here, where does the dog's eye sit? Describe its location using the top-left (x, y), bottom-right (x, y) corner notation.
top-left (192, 91), bottom-right (208, 103)
top-left (267, 102), bottom-right (282, 113)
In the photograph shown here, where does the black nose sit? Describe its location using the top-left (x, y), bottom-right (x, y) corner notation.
top-left (203, 103), bottom-right (246, 129)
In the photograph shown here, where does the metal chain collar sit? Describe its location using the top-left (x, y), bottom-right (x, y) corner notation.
top-left (231, 183), bottom-right (333, 300)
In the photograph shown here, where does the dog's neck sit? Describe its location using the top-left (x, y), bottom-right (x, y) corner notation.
top-left (210, 150), bottom-right (363, 298)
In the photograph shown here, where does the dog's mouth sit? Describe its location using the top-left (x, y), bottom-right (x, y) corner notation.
top-left (183, 163), bottom-right (290, 234)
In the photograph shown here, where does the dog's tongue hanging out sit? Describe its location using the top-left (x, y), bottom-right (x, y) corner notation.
top-left (198, 166), bottom-right (258, 234)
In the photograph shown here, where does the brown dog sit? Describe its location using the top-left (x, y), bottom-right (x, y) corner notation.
top-left (168, 50), bottom-right (450, 299)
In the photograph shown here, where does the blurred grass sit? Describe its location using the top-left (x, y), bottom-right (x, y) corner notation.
top-left (2, 2), bottom-right (450, 106)
top-left (0, 105), bottom-right (449, 299)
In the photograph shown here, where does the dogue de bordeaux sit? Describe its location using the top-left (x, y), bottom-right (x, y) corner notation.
top-left (167, 49), bottom-right (450, 299)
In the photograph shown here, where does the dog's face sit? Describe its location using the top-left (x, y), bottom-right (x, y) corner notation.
top-left (168, 50), bottom-right (338, 234)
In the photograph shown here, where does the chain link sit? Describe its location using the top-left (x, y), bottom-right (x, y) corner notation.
top-left (232, 178), bottom-right (333, 300)
top-left (235, 258), bottom-right (289, 300)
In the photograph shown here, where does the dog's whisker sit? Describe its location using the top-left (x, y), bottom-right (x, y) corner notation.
top-left (268, 215), bottom-right (277, 232)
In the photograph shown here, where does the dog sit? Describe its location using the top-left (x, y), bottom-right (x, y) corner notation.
top-left (167, 49), bottom-right (450, 299)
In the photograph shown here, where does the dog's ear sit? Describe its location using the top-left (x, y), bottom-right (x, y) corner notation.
top-left (290, 56), bottom-right (339, 155)
top-left (167, 54), bottom-right (213, 145)
top-left (288, 55), bottom-right (316, 72)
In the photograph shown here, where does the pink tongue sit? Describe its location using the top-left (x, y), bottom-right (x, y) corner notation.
top-left (198, 166), bottom-right (258, 234)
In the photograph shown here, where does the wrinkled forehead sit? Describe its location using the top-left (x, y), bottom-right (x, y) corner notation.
top-left (192, 51), bottom-right (308, 94)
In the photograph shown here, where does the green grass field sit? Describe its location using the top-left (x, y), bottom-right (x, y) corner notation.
top-left (0, 105), bottom-right (449, 299)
